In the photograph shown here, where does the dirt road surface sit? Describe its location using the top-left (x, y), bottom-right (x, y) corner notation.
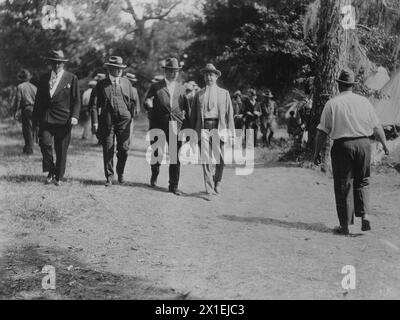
top-left (1, 116), bottom-right (400, 299)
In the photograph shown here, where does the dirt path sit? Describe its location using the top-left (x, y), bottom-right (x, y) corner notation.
top-left (1, 116), bottom-right (400, 299)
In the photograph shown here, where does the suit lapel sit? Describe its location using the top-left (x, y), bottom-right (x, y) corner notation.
top-left (199, 88), bottom-right (206, 113)
top-left (103, 78), bottom-right (112, 102)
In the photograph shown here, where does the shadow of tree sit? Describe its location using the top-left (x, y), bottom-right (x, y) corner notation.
top-left (219, 214), bottom-right (364, 237)
top-left (0, 244), bottom-right (195, 300)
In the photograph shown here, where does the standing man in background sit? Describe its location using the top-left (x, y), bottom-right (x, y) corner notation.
top-left (14, 69), bottom-right (37, 155)
top-left (80, 80), bottom-right (97, 140)
top-left (314, 69), bottom-right (389, 235)
top-left (32, 50), bottom-right (81, 186)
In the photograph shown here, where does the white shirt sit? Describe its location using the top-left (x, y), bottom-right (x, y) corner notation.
top-left (165, 79), bottom-right (176, 107)
top-left (109, 74), bottom-right (121, 85)
top-left (204, 84), bottom-right (219, 119)
top-left (49, 69), bottom-right (64, 97)
top-left (317, 91), bottom-right (380, 140)
top-left (82, 88), bottom-right (93, 106)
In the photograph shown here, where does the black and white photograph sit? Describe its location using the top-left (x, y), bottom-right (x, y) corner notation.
top-left (1, 0), bottom-right (400, 307)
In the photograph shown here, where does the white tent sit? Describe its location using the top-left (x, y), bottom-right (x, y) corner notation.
top-left (365, 66), bottom-right (390, 90)
top-left (371, 69), bottom-right (400, 126)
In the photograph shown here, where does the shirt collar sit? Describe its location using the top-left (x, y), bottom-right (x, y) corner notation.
top-left (165, 78), bottom-right (176, 86)
top-left (51, 69), bottom-right (64, 78)
top-left (109, 74), bottom-right (120, 84)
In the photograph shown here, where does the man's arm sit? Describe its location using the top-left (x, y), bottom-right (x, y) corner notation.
top-left (313, 129), bottom-right (328, 165)
top-left (373, 125), bottom-right (390, 155)
top-left (70, 75), bottom-right (81, 125)
top-left (14, 86), bottom-right (22, 119)
top-left (131, 86), bottom-right (140, 117)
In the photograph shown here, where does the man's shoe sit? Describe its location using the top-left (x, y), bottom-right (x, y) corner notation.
top-left (54, 179), bottom-right (62, 187)
top-left (333, 226), bottom-right (349, 236)
top-left (150, 175), bottom-right (158, 187)
top-left (214, 181), bottom-right (221, 195)
top-left (105, 179), bottom-right (113, 187)
top-left (45, 173), bottom-right (54, 185)
top-left (118, 175), bottom-right (125, 184)
top-left (169, 187), bottom-right (182, 196)
top-left (361, 219), bottom-right (371, 232)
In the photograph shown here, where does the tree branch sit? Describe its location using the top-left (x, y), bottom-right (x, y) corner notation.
top-left (142, 0), bottom-right (181, 21)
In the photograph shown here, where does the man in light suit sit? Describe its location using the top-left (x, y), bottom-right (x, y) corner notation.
top-left (91, 56), bottom-right (139, 187)
top-left (33, 50), bottom-right (81, 186)
top-left (144, 57), bottom-right (189, 195)
top-left (191, 63), bottom-right (235, 196)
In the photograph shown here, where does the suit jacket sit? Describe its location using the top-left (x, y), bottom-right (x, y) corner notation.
top-left (144, 80), bottom-right (189, 131)
top-left (93, 76), bottom-right (139, 130)
top-left (33, 70), bottom-right (80, 125)
top-left (191, 86), bottom-right (235, 142)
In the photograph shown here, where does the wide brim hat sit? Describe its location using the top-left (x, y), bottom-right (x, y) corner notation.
top-left (17, 69), bottom-right (32, 81)
top-left (247, 89), bottom-right (257, 97)
top-left (88, 80), bottom-right (97, 86)
top-left (44, 50), bottom-right (69, 62)
top-left (200, 63), bottom-right (221, 77)
top-left (104, 56), bottom-right (127, 68)
top-left (162, 57), bottom-right (182, 70)
top-left (124, 72), bottom-right (137, 82)
top-left (336, 69), bottom-right (358, 85)
top-left (233, 90), bottom-right (242, 97)
top-left (152, 75), bottom-right (164, 83)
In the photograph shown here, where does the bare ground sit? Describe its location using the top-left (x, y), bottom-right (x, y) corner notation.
top-left (1, 116), bottom-right (400, 300)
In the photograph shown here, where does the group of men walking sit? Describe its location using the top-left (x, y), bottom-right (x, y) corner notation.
top-left (13, 49), bottom-right (390, 234)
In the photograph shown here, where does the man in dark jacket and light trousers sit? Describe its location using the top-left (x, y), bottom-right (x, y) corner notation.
top-left (33, 50), bottom-right (81, 186)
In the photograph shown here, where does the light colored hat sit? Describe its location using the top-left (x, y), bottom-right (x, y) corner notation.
top-left (17, 69), bottom-right (32, 81)
top-left (124, 72), bottom-right (137, 82)
top-left (104, 56), bottom-right (127, 68)
top-left (162, 57), bottom-right (181, 70)
top-left (200, 63), bottom-right (221, 77)
top-left (88, 80), bottom-right (97, 87)
top-left (152, 75), bottom-right (164, 83)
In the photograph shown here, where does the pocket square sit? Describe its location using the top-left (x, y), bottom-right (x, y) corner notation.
top-left (65, 83), bottom-right (71, 89)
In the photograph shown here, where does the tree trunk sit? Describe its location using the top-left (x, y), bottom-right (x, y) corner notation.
top-left (308, 0), bottom-right (358, 172)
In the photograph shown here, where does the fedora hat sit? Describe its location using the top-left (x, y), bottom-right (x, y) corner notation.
top-left (152, 75), bottom-right (164, 83)
top-left (124, 72), bottom-right (137, 83)
top-left (162, 58), bottom-right (181, 70)
top-left (104, 56), bottom-right (127, 68)
top-left (336, 69), bottom-right (358, 85)
top-left (88, 80), bottom-right (97, 87)
top-left (17, 69), bottom-right (32, 81)
top-left (247, 88), bottom-right (257, 97)
top-left (45, 50), bottom-right (69, 62)
top-left (200, 63), bottom-right (221, 77)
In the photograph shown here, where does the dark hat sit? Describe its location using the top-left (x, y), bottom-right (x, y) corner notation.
top-left (45, 50), bottom-right (69, 62)
top-left (336, 69), bottom-right (358, 85)
top-left (105, 56), bottom-right (127, 68)
top-left (124, 72), bottom-right (137, 83)
top-left (162, 58), bottom-right (181, 70)
top-left (200, 63), bottom-right (221, 77)
top-left (17, 69), bottom-right (32, 81)
top-left (263, 89), bottom-right (274, 98)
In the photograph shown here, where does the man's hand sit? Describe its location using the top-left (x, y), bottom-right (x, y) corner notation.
top-left (313, 153), bottom-right (322, 166)
top-left (70, 117), bottom-right (78, 126)
top-left (92, 123), bottom-right (98, 134)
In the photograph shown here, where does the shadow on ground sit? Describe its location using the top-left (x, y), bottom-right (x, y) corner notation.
top-left (0, 244), bottom-right (194, 300)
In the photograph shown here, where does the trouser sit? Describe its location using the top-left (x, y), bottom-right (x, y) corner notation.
top-left (102, 115), bottom-right (132, 180)
top-left (80, 109), bottom-right (91, 139)
top-left (39, 122), bottom-right (72, 180)
top-left (245, 119), bottom-right (258, 146)
top-left (201, 119), bottom-right (224, 194)
top-left (21, 107), bottom-right (34, 153)
top-left (150, 129), bottom-right (181, 189)
top-left (260, 117), bottom-right (275, 145)
top-left (331, 137), bottom-right (371, 227)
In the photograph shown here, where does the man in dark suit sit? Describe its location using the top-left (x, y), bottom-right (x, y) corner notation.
top-left (144, 57), bottom-right (189, 195)
top-left (33, 50), bottom-right (81, 186)
top-left (91, 56), bottom-right (139, 187)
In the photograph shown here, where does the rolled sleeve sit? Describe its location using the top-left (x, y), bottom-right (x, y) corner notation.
top-left (317, 102), bottom-right (332, 135)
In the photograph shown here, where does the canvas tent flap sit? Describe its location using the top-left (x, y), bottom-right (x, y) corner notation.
top-left (371, 70), bottom-right (400, 126)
